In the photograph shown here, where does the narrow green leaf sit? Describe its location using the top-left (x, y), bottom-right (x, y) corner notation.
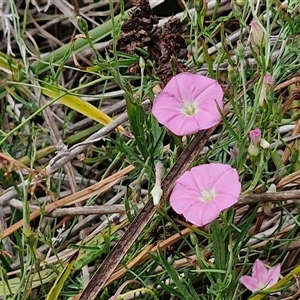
top-left (125, 95), bottom-right (149, 158)
top-left (211, 220), bottom-right (226, 277)
top-left (157, 279), bottom-right (186, 299)
top-left (186, 278), bottom-right (201, 300)
top-left (156, 250), bottom-right (195, 300)
top-left (151, 115), bottom-right (165, 159)
top-left (234, 205), bottom-right (259, 256)
top-left (45, 251), bottom-right (79, 300)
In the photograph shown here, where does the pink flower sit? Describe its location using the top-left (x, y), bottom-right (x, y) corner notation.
top-left (152, 72), bottom-right (224, 136)
top-left (170, 163), bottom-right (241, 226)
top-left (239, 259), bottom-right (281, 293)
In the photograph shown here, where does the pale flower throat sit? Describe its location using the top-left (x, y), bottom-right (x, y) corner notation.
top-left (200, 189), bottom-right (216, 202)
top-left (182, 102), bottom-right (198, 116)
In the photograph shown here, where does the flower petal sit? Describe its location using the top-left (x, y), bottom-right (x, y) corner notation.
top-left (167, 72), bottom-right (196, 102)
top-left (170, 186), bottom-right (201, 214)
top-left (210, 194), bottom-right (239, 211)
top-left (239, 275), bottom-right (259, 293)
top-left (252, 259), bottom-right (269, 288)
top-left (182, 201), bottom-right (221, 226)
top-left (265, 263), bottom-right (281, 288)
top-left (209, 166), bottom-right (242, 198)
top-left (152, 93), bottom-right (184, 122)
top-left (164, 115), bottom-right (204, 136)
top-left (192, 77), bottom-right (224, 104)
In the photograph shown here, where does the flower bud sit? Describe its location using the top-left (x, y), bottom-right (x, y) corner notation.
top-left (250, 19), bottom-right (265, 47)
top-left (264, 74), bottom-right (274, 86)
top-left (236, 0), bottom-right (246, 6)
top-left (77, 16), bottom-right (88, 34)
top-left (266, 184), bottom-right (276, 193)
top-left (236, 41), bottom-right (245, 59)
top-left (190, 232), bottom-right (199, 246)
top-left (231, 1), bottom-right (242, 19)
top-left (260, 138), bottom-right (270, 149)
top-left (151, 161), bottom-right (164, 206)
top-left (139, 56), bottom-right (145, 69)
top-left (228, 65), bottom-right (237, 84)
top-left (194, 0), bottom-right (204, 13)
top-left (230, 146), bottom-right (239, 160)
top-left (259, 74), bottom-right (274, 106)
top-left (248, 128), bottom-right (261, 157)
top-left (249, 128), bottom-right (261, 145)
top-left (151, 185), bottom-right (163, 206)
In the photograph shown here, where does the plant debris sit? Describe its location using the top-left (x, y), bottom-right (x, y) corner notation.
top-left (117, 0), bottom-right (188, 84)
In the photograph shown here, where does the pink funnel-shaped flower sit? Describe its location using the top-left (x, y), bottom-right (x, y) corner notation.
top-left (239, 259), bottom-right (281, 293)
top-left (152, 72), bottom-right (224, 136)
top-left (170, 163), bottom-right (241, 226)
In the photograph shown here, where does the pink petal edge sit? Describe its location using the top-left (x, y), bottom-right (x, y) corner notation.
top-left (239, 275), bottom-right (259, 292)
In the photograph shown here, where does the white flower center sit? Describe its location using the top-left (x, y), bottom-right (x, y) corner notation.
top-left (200, 189), bottom-right (216, 202)
top-left (182, 102), bottom-right (198, 116)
